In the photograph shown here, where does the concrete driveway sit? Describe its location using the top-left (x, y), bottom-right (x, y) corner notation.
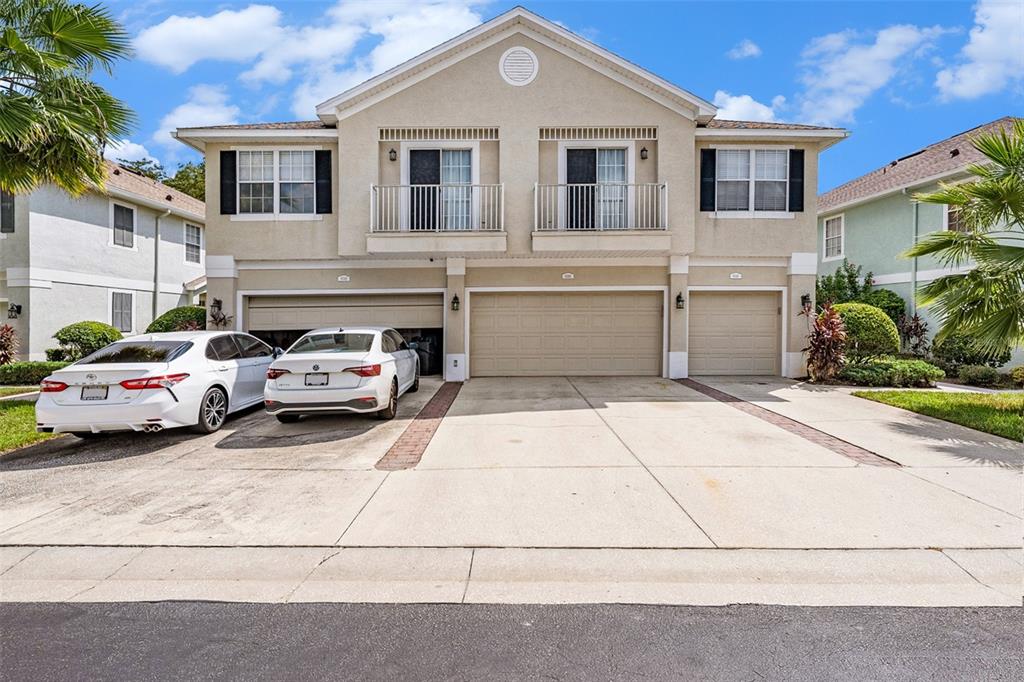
top-left (1, 375), bottom-right (1020, 606)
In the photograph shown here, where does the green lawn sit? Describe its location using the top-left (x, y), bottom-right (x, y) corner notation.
top-left (0, 385), bottom-right (38, 398)
top-left (0, 400), bottom-right (58, 453)
top-left (853, 390), bottom-right (1024, 442)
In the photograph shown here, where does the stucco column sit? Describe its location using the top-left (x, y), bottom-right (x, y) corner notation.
top-left (668, 255), bottom-right (689, 378)
top-left (444, 257), bottom-right (466, 382)
top-left (205, 255), bottom-right (239, 331)
top-left (786, 252), bottom-right (817, 378)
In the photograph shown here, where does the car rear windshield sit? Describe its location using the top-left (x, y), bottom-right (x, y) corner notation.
top-left (77, 341), bottom-right (193, 364)
top-left (288, 333), bottom-right (374, 354)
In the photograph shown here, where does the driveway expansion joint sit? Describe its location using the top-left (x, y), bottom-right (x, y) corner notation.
top-left (375, 382), bottom-right (461, 471)
top-left (677, 379), bottom-right (902, 468)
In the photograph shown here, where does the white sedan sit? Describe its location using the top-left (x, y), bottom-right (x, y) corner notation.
top-left (264, 327), bottom-right (419, 423)
top-left (35, 331), bottom-right (278, 436)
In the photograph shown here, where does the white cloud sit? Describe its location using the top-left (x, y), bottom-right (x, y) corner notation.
top-left (726, 39), bottom-right (762, 60)
top-left (135, 5), bottom-right (283, 74)
top-left (104, 139), bottom-right (157, 164)
top-left (797, 24), bottom-right (950, 126)
top-left (154, 85), bottom-right (240, 147)
top-left (936, 0), bottom-right (1024, 100)
top-left (713, 91), bottom-right (784, 121)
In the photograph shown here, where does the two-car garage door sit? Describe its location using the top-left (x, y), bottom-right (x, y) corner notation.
top-left (470, 292), bottom-right (663, 376)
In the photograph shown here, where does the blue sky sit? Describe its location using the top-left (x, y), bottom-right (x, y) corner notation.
top-left (101, 0), bottom-right (1023, 192)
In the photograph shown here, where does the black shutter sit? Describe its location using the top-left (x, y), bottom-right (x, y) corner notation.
top-left (699, 149), bottom-right (716, 212)
top-left (315, 150), bottom-right (332, 214)
top-left (0, 190), bottom-right (13, 233)
top-left (219, 150), bottom-right (236, 215)
top-left (788, 149), bottom-right (805, 212)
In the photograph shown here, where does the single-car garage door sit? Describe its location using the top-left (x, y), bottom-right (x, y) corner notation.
top-left (469, 291), bottom-right (663, 376)
top-left (247, 293), bottom-right (443, 330)
top-left (688, 291), bottom-right (780, 375)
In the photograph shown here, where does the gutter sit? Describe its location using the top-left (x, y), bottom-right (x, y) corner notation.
top-left (904, 189), bottom-right (919, 315)
top-left (153, 209), bottom-right (171, 320)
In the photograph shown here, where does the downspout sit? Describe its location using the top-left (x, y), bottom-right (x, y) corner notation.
top-left (905, 190), bottom-right (919, 316)
top-left (153, 209), bottom-right (171, 320)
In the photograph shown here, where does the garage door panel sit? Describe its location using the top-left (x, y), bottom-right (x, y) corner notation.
top-left (689, 292), bottom-right (780, 376)
top-left (247, 294), bottom-right (443, 330)
top-left (470, 292), bottom-right (663, 377)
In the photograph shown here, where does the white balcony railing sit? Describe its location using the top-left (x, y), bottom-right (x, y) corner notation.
top-left (534, 183), bottom-right (668, 231)
top-left (371, 184), bottom-right (503, 232)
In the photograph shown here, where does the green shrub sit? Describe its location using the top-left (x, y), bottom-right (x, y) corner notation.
top-left (931, 332), bottom-right (1012, 370)
top-left (832, 303), bottom-right (900, 360)
top-left (839, 359), bottom-right (944, 387)
top-left (857, 289), bottom-right (906, 324)
top-left (46, 321), bottom-right (122, 362)
top-left (0, 361), bottom-right (68, 385)
top-left (1011, 366), bottom-right (1024, 387)
top-left (146, 306), bottom-right (207, 333)
top-left (957, 364), bottom-right (1000, 387)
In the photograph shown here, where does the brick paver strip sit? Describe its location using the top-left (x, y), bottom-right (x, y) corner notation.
top-left (375, 382), bottom-right (462, 471)
top-left (677, 379), bottom-right (901, 468)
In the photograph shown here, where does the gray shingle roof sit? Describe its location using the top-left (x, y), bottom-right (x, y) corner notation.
top-left (103, 161), bottom-right (205, 217)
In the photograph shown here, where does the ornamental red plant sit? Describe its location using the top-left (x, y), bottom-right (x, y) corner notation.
top-left (803, 303), bottom-right (847, 382)
top-left (0, 324), bottom-right (18, 365)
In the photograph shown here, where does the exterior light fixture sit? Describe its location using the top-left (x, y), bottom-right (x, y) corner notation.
top-left (640, 147), bottom-right (649, 160)
top-left (451, 294), bottom-right (460, 312)
top-left (800, 293), bottom-right (812, 309)
top-left (7, 303), bottom-right (21, 319)
top-left (675, 293), bottom-right (685, 310)
top-left (388, 148), bottom-right (397, 162)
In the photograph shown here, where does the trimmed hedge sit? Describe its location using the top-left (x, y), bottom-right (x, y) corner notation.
top-left (838, 359), bottom-right (945, 388)
top-left (832, 303), bottom-right (900, 360)
top-left (957, 364), bottom-right (1000, 387)
top-left (146, 306), bottom-right (207, 333)
top-left (858, 288), bottom-right (906, 324)
top-left (46, 321), bottom-right (122, 362)
top-left (932, 332), bottom-right (1012, 370)
top-left (0, 361), bottom-right (68, 385)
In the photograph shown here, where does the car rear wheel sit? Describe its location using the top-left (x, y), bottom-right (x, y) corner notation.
top-left (276, 413), bottom-right (300, 424)
top-left (194, 387), bottom-right (228, 433)
top-left (377, 380), bottom-right (398, 420)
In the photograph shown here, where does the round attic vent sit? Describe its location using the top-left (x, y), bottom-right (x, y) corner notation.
top-left (500, 47), bottom-right (538, 86)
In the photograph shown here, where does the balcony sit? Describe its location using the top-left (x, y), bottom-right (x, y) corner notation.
top-left (532, 182), bottom-right (672, 254)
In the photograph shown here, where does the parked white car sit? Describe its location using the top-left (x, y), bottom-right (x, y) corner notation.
top-left (264, 327), bottom-right (419, 423)
top-left (35, 332), bottom-right (278, 436)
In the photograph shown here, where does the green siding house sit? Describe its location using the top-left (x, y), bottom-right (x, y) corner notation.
top-left (817, 116), bottom-right (1021, 361)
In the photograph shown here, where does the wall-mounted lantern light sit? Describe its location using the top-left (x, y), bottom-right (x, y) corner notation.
top-left (210, 298), bottom-right (222, 314)
top-left (7, 303), bottom-right (22, 319)
top-left (640, 147), bottom-right (649, 160)
top-left (800, 293), bottom-right (812, 309)
top-left (388, 148), bottom-right (397, 162)
top-left (675, 292), bottom-right (685, 310)
top-left (450, 294), bottom-right (460, 312)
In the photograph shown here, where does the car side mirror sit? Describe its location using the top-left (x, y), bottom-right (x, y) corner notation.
top-left (273, 347), bottom-right (284, 358)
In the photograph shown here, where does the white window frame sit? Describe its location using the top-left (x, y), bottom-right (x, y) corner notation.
top-left (557, 140), bottom-right (637, 229)
top-left (108, 200), bottom-right (138, 250)
top-left (711, 146), bottom-right (793, 220)
top-left (184, 223), bottom-right (203, 265)
top-left (822, 213), bottom-right (845, 262)
top-left (108, 289), bottom-right (134, 334)
top-left (943, 204), bottom-right (967, 233)
top-left (229, 146), bottom-right (322, 221)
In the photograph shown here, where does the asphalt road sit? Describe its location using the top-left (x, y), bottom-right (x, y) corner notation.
top-left (1, 603), bottom-right (1021, 681)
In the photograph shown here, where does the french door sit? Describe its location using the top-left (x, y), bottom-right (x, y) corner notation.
top-left (409, 149), bottom-right (472, 231)
top-left (565, 148), bottom-right (627, 230)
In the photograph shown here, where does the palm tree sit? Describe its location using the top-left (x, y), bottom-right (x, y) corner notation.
top-left (0, 0), bottom-right (134, 196)
top-left (904, 118), bottom-right (1024, 354)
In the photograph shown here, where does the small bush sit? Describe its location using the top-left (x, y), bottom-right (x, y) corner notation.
top-left (932, 332), bottom-right (1012, 370)
top-left (47, 321), bottom-right (122, 362)
top-left (0, 325), bottom-right (17, 365)
top-left (858, 288), bottom-right (906, 324)
top-left (0, 361), bottom-right (68, 385)
top-left (146, 306), bottom-right (207, 333)
top-left (1011, 366), bottom-right (1024, 387)
top-left (804, 304), bottom-right (846, 382)
top-left (839, 359), bottom-right (944, 387)
top-left (832, 303), bottom-right (900, 360)
top-left (957, 364), bottom-right (1000, 387)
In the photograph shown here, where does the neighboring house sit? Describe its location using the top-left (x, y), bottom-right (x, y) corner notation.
top-left (0, 162), bottom-right (206, 360)
top-left (817, 116), bottom-right (1021, 358)
top-left (174, 7), bottom-right (845, 381)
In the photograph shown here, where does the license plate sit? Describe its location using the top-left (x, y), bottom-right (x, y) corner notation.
top-left (304, 373), bottom-right (329, 387)
top-left (81, 385), bottom-right (108, 401)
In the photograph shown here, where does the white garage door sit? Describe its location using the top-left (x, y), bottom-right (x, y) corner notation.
top-left (469, 291), bottom-right (663, 376)
top-left (688, 291), bottom-right (780, 375)
top-left (247, 293), bottom-right (443, 330)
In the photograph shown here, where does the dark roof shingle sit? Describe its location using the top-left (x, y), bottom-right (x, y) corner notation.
top-left (701, 119), bottom-right (842, 131)
top-left (819, 116), bottom-right (1020, 212)
top-left (178, 120), bottom-right (333, 131)
top-left (102, 161), bottom-right (205, 217)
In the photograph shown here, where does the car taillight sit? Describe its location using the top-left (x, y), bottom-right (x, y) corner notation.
top-left (266, 368), bottom-right (290, 380)
top-left (40, 380), bottom-right (68, 393)
top-left (344, 364), bottom-right (382, 377)
top-left (119, 373), bottom-right (190, 390)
